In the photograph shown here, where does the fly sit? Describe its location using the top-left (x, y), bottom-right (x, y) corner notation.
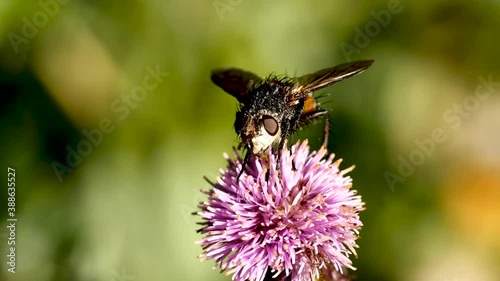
top-left (211, 60), bottom-right (374, 179)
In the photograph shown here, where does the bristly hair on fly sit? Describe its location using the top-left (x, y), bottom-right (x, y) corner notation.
top-left (210, 60), bottom-right (374, 179)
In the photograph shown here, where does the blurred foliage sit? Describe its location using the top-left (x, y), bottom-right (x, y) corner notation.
top-left (1, 0), bottom-right (499, 281)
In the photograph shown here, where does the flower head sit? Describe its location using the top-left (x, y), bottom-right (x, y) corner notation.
top-left (196, 140), bottom-right (364, 281)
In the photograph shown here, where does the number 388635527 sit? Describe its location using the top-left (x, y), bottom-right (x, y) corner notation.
top-left (7, 167), bottom-right (16, 214)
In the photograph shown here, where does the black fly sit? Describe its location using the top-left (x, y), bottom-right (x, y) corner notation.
top-left (211, 60), bottom-right (374, 179)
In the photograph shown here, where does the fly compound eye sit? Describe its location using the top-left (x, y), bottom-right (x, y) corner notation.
top-left (262, 115), bottom-right (278, 136)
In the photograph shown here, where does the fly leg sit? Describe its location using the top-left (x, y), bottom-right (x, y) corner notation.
top-left (299, 110), bottom-right (330, 148)
top-left (237, 150), bottom-right (251, 182)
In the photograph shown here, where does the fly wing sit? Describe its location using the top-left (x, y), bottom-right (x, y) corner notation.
top-left (293, 60), bottom-right (374, 96)
top-left (211, 68), bottom-right (261, 103)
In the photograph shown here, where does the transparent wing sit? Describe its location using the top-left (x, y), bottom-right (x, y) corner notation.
top-left (211, 68), bottom-right (261, 103)
top-left (295, 60), bottom-right (374, 94)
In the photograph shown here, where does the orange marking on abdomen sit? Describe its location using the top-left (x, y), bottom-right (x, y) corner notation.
top-left (302, 94), bottom-right (317, 115)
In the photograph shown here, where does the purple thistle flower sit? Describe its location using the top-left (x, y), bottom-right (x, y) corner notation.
top-left (196, 140), bottom-right (365, 281)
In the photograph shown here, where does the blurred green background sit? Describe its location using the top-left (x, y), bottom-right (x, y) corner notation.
top-left (1, 0), bottom-right (499, 280)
